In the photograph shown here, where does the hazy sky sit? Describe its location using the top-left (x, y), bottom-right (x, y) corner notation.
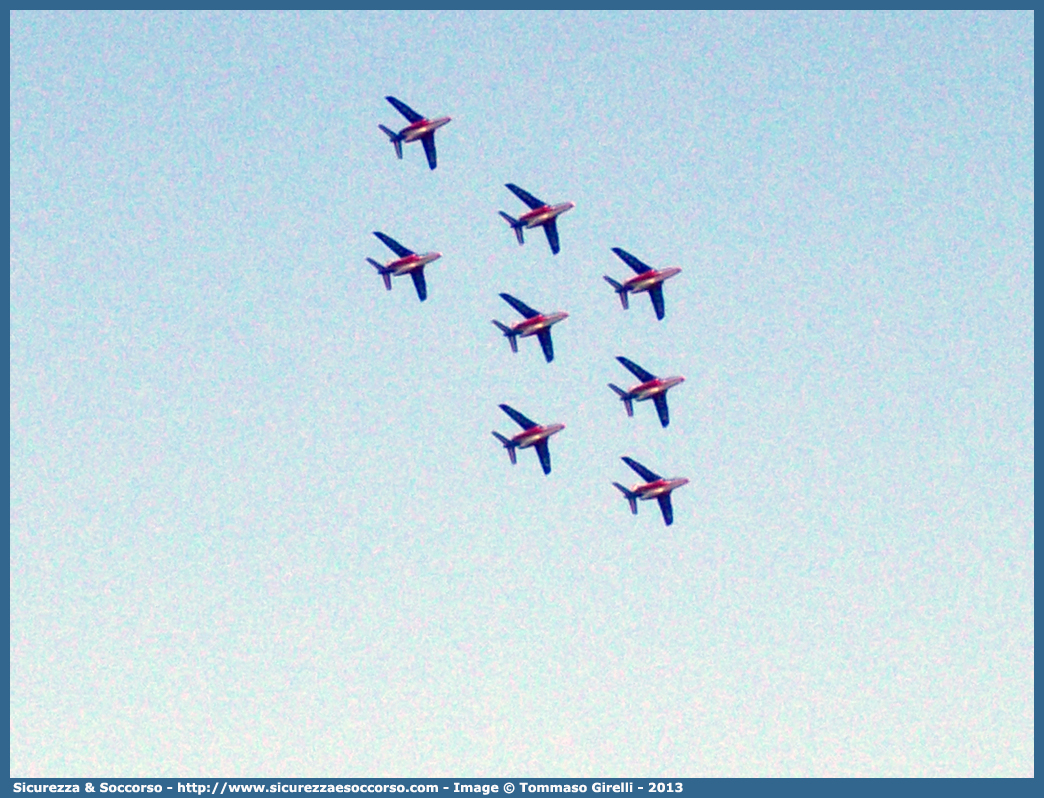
top-left (10, 11), bottom-right (1033, 777)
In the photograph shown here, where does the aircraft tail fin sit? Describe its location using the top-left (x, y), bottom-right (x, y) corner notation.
top-left (613, 482), bottom-right (639, 515)
top-left (492, 320), bottom-right (519, 353)
top-left (499, 211), bottom-right (525, 245)
top-left (368, 258), bottom-right (393, 290)
top-left (492, 431), bottom-right (518, 464)
top-left (379, 124), bottom-right (403, 159)
top-left (604, 276), bottom-right (629, 309)
top-left (608, 384), bottom-right (634, 417)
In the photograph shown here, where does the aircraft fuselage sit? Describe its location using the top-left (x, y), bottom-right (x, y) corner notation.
top-left (623, 266), bottom-right (682, 294)
top-left (398, 116), bottom-right (452, 142)
top-left (632, 476), bottom-right (690, 500)
top-left (519, 202), bottom-right (576, 228)
top-left (512, 423), bottom-right (565, 449)
top-left (629, 375), bottom-right (685, 401)
top-left (512, 311), bottom-right (569, 337)
top-left (384, 251), bottom-right (442, 275)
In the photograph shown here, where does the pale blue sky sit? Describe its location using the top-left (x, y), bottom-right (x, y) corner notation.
top-left (11, 11), bottom-right (1033, 776)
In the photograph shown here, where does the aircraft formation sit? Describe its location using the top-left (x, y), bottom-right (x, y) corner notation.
top-left (371, 95), bottom-right (688, 526)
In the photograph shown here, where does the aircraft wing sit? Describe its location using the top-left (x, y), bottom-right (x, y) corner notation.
top-left (543, 220), bottom-right (561, 255)
top-left (410, 268), bottom-right (428, 302)
top-left (617, 356), bottom-right (656, 382)
top-left (649, 284), bottom-right (666, 321)
top-left (499, 293), bottom-right (539, 319)
top-left (499, 403), bottom-right (538, 430)
top-left (622, 456), bottom-right (661, 482)
top-left (652, 394), bottom-right (670, 428)
top-left (421, 133), bottom-right (437, 170)
top-left (534, 439), bottom-right (552, 475)
top-left (536, 330), bottom-right (554, 363)
top-left (374, 232), bottom-right (413, 258)
top-left (656, 493), bottom-right (675, 526)
top-left (612, 247), bottom-right (652, 274)
top-left (385, 95), bottom-right (424, 123)
top-left (505, 183), bottom-right (545, 210)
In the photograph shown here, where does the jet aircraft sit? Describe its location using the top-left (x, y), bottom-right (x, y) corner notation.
top-left (492, 404), bottom-right (565, 475)
top-left (498, 184), bottom-right (575, 255)
top-left (603, 247), bottom-right (682, 321)
top-left (378, 96), bottom-right (451, 170)
top-left (608, 356), bottom-right (685, 428)
top-left (367, 231), bottom-right (442, 302)
top-left (492, 293), bottom-right (569, 363)
top-left (612, 457), bottom-right (690, 526)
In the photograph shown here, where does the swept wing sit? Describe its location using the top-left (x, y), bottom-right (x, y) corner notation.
top-left (500, 404), bottom-right (538, 430)
top-left (421, 133), bottom-right (437, 170)
top-left (612, 247), bottom-right (652, 275)
top-left (536, 330), bottom-right (554, 363)
top-left (617, 356), bottom-right (656, 383)
top-left (385, 96), bottom-right (424, 123)
top-left (649, 284), bottom-right (666, 321)
top-left (622, 456), bottom-right (661, 482)
top-left (652, 394), bottom-right (670, 428)
top-left (374, 232), bottom-right (414, 258)
top-left (656, 494), bottom-right (675, 526)
top-left (534, 440), bottom-right (552, 475)
top-left (544, 220), bottom-right (561, 256)
top-left (410, 269), bottom-right (428, 302)
top-left (506, 183), bottom-right (546, 210)
top-left (500, 293), bottom-right (540, 319)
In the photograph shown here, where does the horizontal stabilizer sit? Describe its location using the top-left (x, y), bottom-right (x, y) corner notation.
top-left (608, 384), bottom-right (634, 416)
top-left (368, 258), bottom-right (393, 290)
top-left (604, 276), bottom-right (629, 309)
top-left (492, 320), bottom-right (519, 352)
top-left (378, 124), bottom-right (403, 159)
top-left (492, 431), bottom-right (518, 464)
top-left (499, 211), bottom-right (525, 245)
top-left (613, 482), bottom-right (639, 515)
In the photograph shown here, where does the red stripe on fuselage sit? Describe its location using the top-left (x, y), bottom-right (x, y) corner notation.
top-left (512, 423), bottom-right (564, 447)
top-left (634, 477), bottom-right (688, 498)
top-left (399, 117), bottom-right (451, 142)
top-left (515, 315), bottom-right (549, 333)
top-left (631, 379), bottom-right (667, 398)
top-left (624, 267), bottom-right (681, 292)
top-left (625, 272), bottom-right (667, 291)
top-left (519, 205), bottom-right (553, 224)
top-left (512, 312), bottom-right (567, 336)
